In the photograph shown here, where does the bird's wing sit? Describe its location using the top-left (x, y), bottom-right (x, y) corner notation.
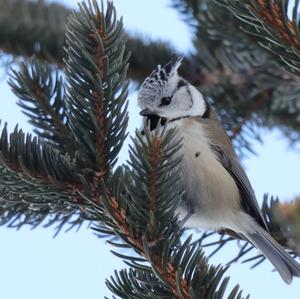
top-left (193, 112), bottom-right (268, 231)
top-left (212, 144), bottom-right (268, 230)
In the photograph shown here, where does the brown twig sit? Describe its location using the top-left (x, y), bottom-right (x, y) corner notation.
top-left (149, 138), bottom-right (160, 212)
top-left (252, 0), bottom-right (300, 51)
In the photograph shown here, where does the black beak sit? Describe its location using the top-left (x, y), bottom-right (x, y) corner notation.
top-left (139, 109), bottom-right (154, 116)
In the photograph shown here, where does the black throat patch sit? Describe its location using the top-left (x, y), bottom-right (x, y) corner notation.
top-left (143, 114), bottom-right (167, 133)
top-left (141, 114), bottom-right (189, 134)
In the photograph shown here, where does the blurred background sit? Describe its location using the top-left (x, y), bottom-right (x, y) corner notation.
top-left (0, 0), bottom-right (300, 298)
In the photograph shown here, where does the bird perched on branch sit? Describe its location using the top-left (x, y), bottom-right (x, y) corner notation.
top-left (138, 57), bottom-right (300, 284)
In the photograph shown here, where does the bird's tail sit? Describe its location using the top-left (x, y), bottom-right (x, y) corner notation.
top-left (244, 227), bottom-right (300, 284)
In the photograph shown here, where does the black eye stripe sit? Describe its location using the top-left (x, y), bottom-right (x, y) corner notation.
top-left (177, 80), bottom-right (186, 89)
top-left (202, 102), bottom-right (210, 118)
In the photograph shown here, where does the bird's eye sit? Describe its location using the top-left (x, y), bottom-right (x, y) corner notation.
top-left (160, 96), bottom-right (172, 106)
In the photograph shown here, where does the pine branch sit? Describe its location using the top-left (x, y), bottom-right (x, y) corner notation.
top-left (0, 189), bottom-right (93, 235)
top-left (0, 0), bottom-right (131, 231)
top-left (0, 130), bottom-right (81, 231)
top-left (0, 0), bottom-right (130, 228)
top-left (0, 122), bottom-right (99, 232)
top-left (64, 0), bottom-right (129, 173)
top-left (214, 0), bottom-right (300, 76)
top-left (8, 59), bottom-right (77, 153)
top-left (0, 123), bottom-right (84, 202)
top-left (105, 253), bottom-right (246, 299)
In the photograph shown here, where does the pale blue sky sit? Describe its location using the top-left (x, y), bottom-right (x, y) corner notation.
top-left (0, 1), bottom-right (300, 298)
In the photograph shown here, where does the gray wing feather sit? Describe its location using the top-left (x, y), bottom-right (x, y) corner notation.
top-left (228, 156), bottom-right (269, 230)
top-left (194, 111), bottom-right (268, 230)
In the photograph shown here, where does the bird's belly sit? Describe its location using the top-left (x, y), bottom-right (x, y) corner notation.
top-left (175, 120), bottom-right (241, 230)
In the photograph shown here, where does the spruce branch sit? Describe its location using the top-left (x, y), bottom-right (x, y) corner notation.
top-left (0, 123), bottom-right (96, 233)
top-left (214, 0), bottom-right (300, 76)
top-left (0, 108), bottom-right (100, 232)
top-left (1, 0), bottom-right (131, 231)
top-left (64, 0), bottom-right (129, 173)
top-left (8, 59), bottom-right (77, 153)
top-left (0, 0), bottom-right (132, 232)
top-left (0, 191), bottom-right (92, 235)
top-left (0, 123), bottom-right (83, 202)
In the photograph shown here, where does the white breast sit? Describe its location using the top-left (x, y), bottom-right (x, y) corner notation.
top-left (172, 118), bottom-right (248, 232)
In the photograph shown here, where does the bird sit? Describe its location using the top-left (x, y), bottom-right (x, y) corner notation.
top-left (137, 57), bottom-right (300, 284)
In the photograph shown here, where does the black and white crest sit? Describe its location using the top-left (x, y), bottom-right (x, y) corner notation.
top-left (138, 57), bottom-right (184, 108)
top-left (142, 57), bottom-right (183, 89)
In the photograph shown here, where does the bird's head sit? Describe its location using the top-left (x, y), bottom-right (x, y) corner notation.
top-left (138, 57), bottom-right (208, 123)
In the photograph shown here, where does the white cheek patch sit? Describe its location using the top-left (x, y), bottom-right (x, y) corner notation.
top-left (156, 85), bottom-right (207, 119)
top-left (188, 85), bottom-right (207, 117)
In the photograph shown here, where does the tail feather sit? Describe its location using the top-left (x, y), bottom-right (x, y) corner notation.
top-left (245, 228), bottom-right (300, 284)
